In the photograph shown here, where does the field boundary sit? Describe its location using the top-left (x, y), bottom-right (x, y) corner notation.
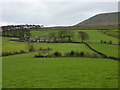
top-left (84, 42), bottom-right (120, 61)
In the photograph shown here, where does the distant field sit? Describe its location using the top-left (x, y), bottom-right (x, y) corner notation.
top-left (100, 30), bottom-right (119, 39)
top-left (31, 30), bottom-right (119, 44)
top-left (3, 53), bottom-right (118, 88)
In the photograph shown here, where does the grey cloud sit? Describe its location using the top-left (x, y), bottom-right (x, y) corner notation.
top-left (0, 1), bottom-right (118, 26)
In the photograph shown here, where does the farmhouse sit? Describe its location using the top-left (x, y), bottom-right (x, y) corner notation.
top-left (19, 36), bottom-right (30, 41)
top-left (9, 36), bottom-right (54, 42)
top-left (28, 36), bottom-right (54, 42)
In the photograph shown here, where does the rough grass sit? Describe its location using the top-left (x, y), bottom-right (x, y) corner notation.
top-left (2, 53), bottom-right (118, 88)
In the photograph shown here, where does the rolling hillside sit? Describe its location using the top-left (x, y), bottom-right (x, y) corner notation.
top-left (38, 12), bottom-right (119, 30)
top-left (74, 12), bottom-right (119, 30)
top-left (76, 12), bottom-right (119, 26)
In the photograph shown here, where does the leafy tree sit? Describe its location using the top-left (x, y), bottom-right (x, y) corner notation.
top-left (78, 31), bottom-right (89, 42)
top-left (58, 30), bottom-right (74, 42)
top-left (80, 52), bottom-right (84, 57)
top-left (101, 40), bottom-right (103, 44)
top-left (66, 30), bottom-right (74, 42)
top-left (53, 52), bottom-right (61, 57)
top-left (109, 40), bottom-right (112, 44)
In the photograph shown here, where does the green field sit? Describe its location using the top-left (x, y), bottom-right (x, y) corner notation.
top-left (2, 37), bottom-right (97, 56)
top-left (31, 30), bottom-right (119, 44)
top-left (2, 37), bottom-right (29, 52)
top-left (100, 30), bottom-right (119, 39)
top-left (3, 53), bottom-right (118, 88)
top-left (88, 43), bottom-right (119, 58)
top-left (31, 30), bottom-right (119, 57)
top-left (2, 30), bottom-right (119, 88)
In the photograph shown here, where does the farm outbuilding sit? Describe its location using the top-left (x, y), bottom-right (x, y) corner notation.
top-left (38, 36), bottom-right (54, 42)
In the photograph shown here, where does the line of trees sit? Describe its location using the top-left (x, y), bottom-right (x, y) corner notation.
top-left (2, 24), bottom-right (44, 30)
top-left (49, 30), bottom-right (74, 42)
top-left (48, 30), bottom-right (89, 42)
top-left (2, 29), bottom-right (31, 38)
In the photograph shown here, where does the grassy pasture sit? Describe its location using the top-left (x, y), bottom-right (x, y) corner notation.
top-left (2, 37), bottom-right (29, 52)
top-left (2, 53), bottom-right (118, 88)
top-left (81, 30), bottom-right (118, 44)
top-left (88, 43), bottom-right (119, 58)
top-left (100, 30), bottom-right (119, 39)
top-left (31, 30), bottom-right (119, 44)
top-left (33, 43), bottom-right (97, 56)
top-left (2, 37), bottom-right (97, 56)
top-left (30, 30), bottom-right (119, 57)
top-left (2, 30), bottom-right (119, 88)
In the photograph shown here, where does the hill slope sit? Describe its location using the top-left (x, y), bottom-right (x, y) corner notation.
top-left (76, 12), bottom-right (119, 26)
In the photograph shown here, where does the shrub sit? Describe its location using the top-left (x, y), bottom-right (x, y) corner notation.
top-left (2, 52), bottom-right (9, 56)
top-left (34, 51), bottom-right (47, 58)
top-left (15, 51), bottom-right (20, 54)
top-left (53, 52), bottom-right (62, 57)
top-left (65, 51), bottom-right (99, 58)
top-left (109, 40), bottom-right (112, 44)
top-left (34, 54), bottom-right (46, 58)
top-left (2, 50), bottom-right (27, 57)
top-left (65, 51), bottom-right (85, 57)
top-left (80, 52), bottom-right (84, 57)
top-left (70, 51), bottom-right (75, 56)
top-left (2, 52), bottom-right (13, 56)
top-left (12, 52), bottom-right (18, 55)
top-left (19, 50), bottom-right (26, 53)
top-left (103, 41), bottom-right (106, 44)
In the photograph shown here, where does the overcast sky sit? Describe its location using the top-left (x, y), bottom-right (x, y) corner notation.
top-left (0, 0), bottom-right (119, 27)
